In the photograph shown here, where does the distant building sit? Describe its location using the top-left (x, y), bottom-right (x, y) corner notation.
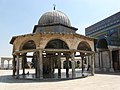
top-left (0, 57), bottom-right (13, 69)
top-left (85, 11), bottom-right (120, 72)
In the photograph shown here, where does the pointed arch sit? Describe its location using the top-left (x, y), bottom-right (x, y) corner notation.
top-left (45, 39), bottom-right (69, 49)
top-left (97, 38), bottom-right (108, 49)
top-left (77, 41), bottom-right (92, 51)
top-left (20, 40), bottom-right (36, 50)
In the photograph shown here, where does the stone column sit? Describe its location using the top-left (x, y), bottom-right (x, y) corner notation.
top-left (86, 56), bottom-right (91, 71)
top-left (13, 55), bottom-right (16, 76)
top-left (39, 50), bottom-right (43, 79)
top-left (48, 56), bottom-right (53, 78)
top-left (33, 52), bottom-right (37, 78)
top-left (71, 52), bottom-right (75, 78)
top-left (50, 57), bottom-right (54, 78)
top-left (36, 51), bottom-right (40, 78)
top-left (58, 53), bottom-right (61, 78)
top-left (66, 55), bottom-right (69, 78)
top-left (80, 52), bottom-right (86, 76)
top-left (8, 60), bottom-right (10, 69)
top-left (86, 56), bottom-right (89, 68)
top-left (109, 49), bottom-right (114, 72)
top-left (91, 54), bottom-right (95, 76)
top-left (98, 52), bottom-right (101, 69)
top-left (87, 56), bottom-right (90, 70)
top-left (81, 56), bottom-right (84, 76)
top-left (22, 53), bottom-right (26, 75)
top-left (99, 51), bottom-right (103, 70)
top-left (16, 54), bottom-right (20, 78)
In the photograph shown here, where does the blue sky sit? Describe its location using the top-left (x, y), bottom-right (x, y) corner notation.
top-left (0, 0), bottom-right (120, 57)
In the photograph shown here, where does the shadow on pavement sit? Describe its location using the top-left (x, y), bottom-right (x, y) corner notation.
top-left (0, 74), bottom-right (88, 83)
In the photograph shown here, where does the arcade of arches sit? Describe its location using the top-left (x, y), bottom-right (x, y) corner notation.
top-left (0, 57), bottom-right (13, 69)
top-left (95, 38), bottom-right (120, 72)
top-left (10, 34), bottom-right (94, 79)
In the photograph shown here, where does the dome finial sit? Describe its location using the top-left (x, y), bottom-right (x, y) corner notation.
top-left (53, 4), bottom-right (56, 10)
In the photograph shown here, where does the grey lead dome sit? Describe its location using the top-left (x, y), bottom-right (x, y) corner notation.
top-left (38, 10), bottom-right (71, 26)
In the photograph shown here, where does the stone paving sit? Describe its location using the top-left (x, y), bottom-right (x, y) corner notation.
top-left (0, 70), bottom-right (120, 90)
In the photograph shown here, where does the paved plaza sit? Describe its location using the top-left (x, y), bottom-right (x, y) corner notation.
top-left (0, 70), bottom-right (120, 90)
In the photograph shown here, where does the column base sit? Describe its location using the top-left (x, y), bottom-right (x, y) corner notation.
top-left (16, 76), bottom-right (19, 79)
top-left (72, 70), bottom-right (76, 78)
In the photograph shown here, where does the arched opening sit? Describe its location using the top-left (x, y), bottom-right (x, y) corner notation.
top-left (77, 41), bottom-right (92, 75)
top-left (96, 39), bottom-right (120, 71)
top-left (43, 39), bottom-right (69, 78)
top-left (96, 39), bottom-right (108, 68)
top-left (45, 39), bottom-right (69, 49)
top-left (4, 60), bottom-right (8, 69)
top-left (21, 40), bottom-right (36, 50)
top-left (77, 41), bottom-right (92, 51)
top-left (97, 38), bottom-right (108, 49)
top-left (20, 40), bottom-right (36, 76)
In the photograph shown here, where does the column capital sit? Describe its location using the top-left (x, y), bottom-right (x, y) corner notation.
top-left (65, 55), bottom-right (70, 60)
top-left (108, 46), bottom-right (113, 51)
top-left (91, 53), bottom-right (95, 57)
top-left (70, 52), bottom-right (74, 56)
top-left (39, 50), bottom-right (43, 53)
top-left (80, 53), bottom-right (85, 58)
top-left (15, 53), bottom-right (20, 56)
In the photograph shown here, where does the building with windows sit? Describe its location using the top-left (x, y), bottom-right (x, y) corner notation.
top-left (85, 11), bottom-right (120, 72)
top-left (0, 57), bottom-right (13, 70)
top-left (10, 9), bottom-right (95, 79)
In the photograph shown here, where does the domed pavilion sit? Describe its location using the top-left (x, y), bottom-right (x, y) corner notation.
top-left (10, 9), bottom-right (95, 79)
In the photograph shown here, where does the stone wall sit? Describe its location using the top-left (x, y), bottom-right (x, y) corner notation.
top-left (12, 33), bottom-right (94, 52)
